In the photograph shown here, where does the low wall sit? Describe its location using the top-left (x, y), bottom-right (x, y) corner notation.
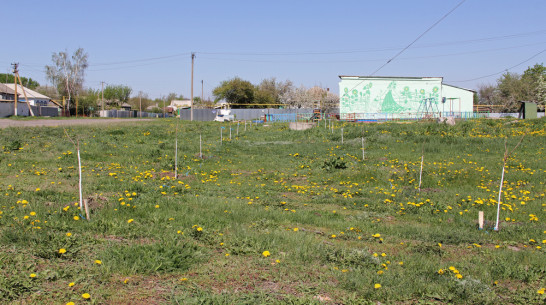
top-left (0, 102), bottom-right (59, 118)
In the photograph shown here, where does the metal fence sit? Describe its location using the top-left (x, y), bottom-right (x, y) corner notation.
top-left (98, 110), bottom-right (166, 118)
top-left (0, 103), bottom-right (59, 118)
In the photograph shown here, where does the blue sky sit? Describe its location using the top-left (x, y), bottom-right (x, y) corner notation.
top-left (2, 0), bottom-right (545, 99)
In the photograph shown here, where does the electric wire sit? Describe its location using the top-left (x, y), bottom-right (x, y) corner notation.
top-left (369, 0), bottom-right (467, 76)
top-left (449, 48), bottom-right (546, 82)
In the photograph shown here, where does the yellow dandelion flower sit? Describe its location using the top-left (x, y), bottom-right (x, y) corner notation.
top-left (73, 216), bottom-right (80, 221)
top-left (66, 232), bottom-right (72, 237)
top-left (81, 293), bottom-right (91, 299)
top-left (262, 250), bottom-right (271, 257)
top-left (29, 273), bottom-right (37, 278)
top-left (455, 274), bottom-right (463, 279)
top-left (69, 282), bottom-right (75, 287)
top-left (95, 260), bottom-right (102, 265)
top-left (58, 248), bottom-right (66, 254)
top-left (374, 283), bottom-right (381, 289)
top-left (127, 219), bottom-right (134, 223)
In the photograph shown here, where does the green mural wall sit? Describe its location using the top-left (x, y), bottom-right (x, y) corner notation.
top-left (339, 77), bottom-right (443, 115)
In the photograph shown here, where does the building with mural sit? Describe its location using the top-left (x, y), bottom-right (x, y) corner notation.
top-left (338, 76), bottom-right (475, 120)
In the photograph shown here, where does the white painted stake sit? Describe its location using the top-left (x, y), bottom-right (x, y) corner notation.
top-left (478, 211), bottom-right (484, 230)
top-left (175, 121), bottom-right (178, 178)
top-left (230, 127), bottom-right (232, 140)
top-left (418, 154), bottom-right (424, 192)
top-left (220, 127), bottom-right (223, 145)
top-left (77, 147), bottom-right (82, 211)
top-left (341, 127), bottom-right (344, 144)
top-left (494, 166), bottom-right (505, 231)
top-left (199, 134), bottom-right (202, 159)
top-left (494, 135), bottom-right (524, 231)
top-left (237, 122), bottom-right (239, 136)
top-left (362, 137), bottom-right (365, 160)
top-left (245, 121), bottom-right (247, 131)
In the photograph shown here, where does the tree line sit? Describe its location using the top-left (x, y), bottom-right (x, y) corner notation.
top-left (478, 63), bottom-right (545, 112)
top-left (212, 77), bottom-right (339, 109)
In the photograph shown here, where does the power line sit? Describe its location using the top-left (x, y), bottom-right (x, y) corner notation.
top-left (449, 48), bottom-right (546, 82)
top-left (370, 0), bottom-right (468, 76)
top-left (199, 41), bottom-right (546, 64)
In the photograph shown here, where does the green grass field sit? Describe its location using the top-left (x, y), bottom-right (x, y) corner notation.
top-left (0, 118), bottom-right (544, 304)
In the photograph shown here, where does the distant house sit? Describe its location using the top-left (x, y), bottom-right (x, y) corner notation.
top-left (170, 99), bottom-right (192, 110)
top-left (0, 84), bottom-right (17, 102)
top-left (1, 84), bottom-right (54, 107)
top-left (121, 103), bottom-right (132, 111)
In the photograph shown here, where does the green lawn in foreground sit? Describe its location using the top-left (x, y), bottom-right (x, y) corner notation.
top-left (0, 118), bottom-right (544, 304)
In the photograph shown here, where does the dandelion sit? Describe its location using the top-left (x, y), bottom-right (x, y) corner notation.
top-left (95, 260), bottom-right (102, 265)
top-left (69, 282), bottom-right (75, 287)
top-left (66, 232), bottom-right (72, 237)
top-left (293, 228), bottom-right (299, 232)
top-left (30, 211), bottom-right (36, 216)
top-left (538, 288), bottom-right (544, 295)
top-left (225, 253), bottom-right (230, 257)
top-left (82, 293), bottom-right (91, 299)
top-left (374, 283), bottom-right (381, 289)
top-left (196, 227), bottom-right (203, 232)
top-left (59, 248), bottom-right (67, 254)
top-left (127, 219), bottom-right (134, 223)
top-left (155, 205), bottom-right (159, 208)
top-left (455, 274), bottom-right (463, 279)
top-left (73, 216), bottom-right (80, 221)
top-left (180, 278), bottom-right (188, 281)
top-left (35, 188), bottom-right (40, 192)
top-left (29, 273), bottom-right (37, 278)
top-left (372, 233), bottom-right (380, 238)
top-left (262, 250), bottom-right (271, 257)
top-left (66, 302), bottom-right (75, 305)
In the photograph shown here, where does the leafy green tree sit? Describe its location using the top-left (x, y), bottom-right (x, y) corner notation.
top-left (128, 91), bottom-right (153, 111)
top-left (77, 88), bottom-right (100, 115)
top-left (103, 84), bottom-right (132, 108)
top-left (213, 77), bottom-right (255, 108)
top-left (0, 73), bottom-right (40, 89)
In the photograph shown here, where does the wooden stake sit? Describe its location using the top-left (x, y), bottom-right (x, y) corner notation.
top-left (478, 211), bottom-right (484, 229)
top-left (84, 199), bottom-right (90, 221)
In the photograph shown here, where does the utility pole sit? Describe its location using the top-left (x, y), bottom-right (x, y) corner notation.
top-left (191, 52), bottom-right (195, 121)
top-left (12, 63), bottom-right (17, 116)
top-left (12, 63), bottom-right (34, 117)
top-left (100, 81), bottom-right (105, 111)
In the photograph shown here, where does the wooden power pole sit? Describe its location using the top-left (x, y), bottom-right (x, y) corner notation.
top-left (191, 52), bottom-right (195, 121)
top-left (101, 81), bottom-right (105, 111)
top-left (12, 63), bottom-right (34, 117)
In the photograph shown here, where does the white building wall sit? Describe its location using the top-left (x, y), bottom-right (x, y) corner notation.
top-left (441, 84), bottom-right (474, 113)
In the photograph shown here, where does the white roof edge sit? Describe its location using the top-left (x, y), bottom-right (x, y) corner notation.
top-left (2, 84), bottom-right (51, 99)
